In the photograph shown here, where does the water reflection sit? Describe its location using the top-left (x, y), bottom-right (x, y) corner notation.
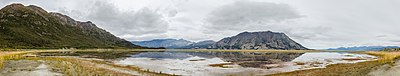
top-left (36, 51), bottom-right (377, 76)
top-left (130, 52), bottom-right (305, 68)
top-left (116, 51), bottom-right (376, 76)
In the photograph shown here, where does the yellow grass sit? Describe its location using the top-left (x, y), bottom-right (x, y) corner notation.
top-left (269, 51), bottom-right (400, 76)
top-left (0, 50), bottom-right (175, 76)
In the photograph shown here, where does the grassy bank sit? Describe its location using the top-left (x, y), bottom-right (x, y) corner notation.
top-left (0, 51), bottom-right (28, 68)
top-left (25, 57), bottom-right (173, 76)
top-left (269, 51), bottom-right (400, 76)
top-left (0, 50), bottom-right (175, 76)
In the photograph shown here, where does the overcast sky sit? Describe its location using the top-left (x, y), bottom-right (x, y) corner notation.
top-left (1, 0), bottom-right (400, 49)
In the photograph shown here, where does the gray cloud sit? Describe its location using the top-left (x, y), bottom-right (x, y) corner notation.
top-left (201, 1), bottom-right (328, 42)
top-left (60, 1), bottom-right (169, 40)
top-left (93, 1), bottom-right (168, 40)
top-left (88, 1), bottom-right (168, 35)
top-left (200, 1), bottom-right (339, 49)
top-left (204, 1), bottom-right (302, 32)
top-left (2, 0), bottom-right (400, 49)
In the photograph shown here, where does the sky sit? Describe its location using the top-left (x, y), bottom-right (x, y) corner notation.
top-left (1, 0), bottom-right (400, 49)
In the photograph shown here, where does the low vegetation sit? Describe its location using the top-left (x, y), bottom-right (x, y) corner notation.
top-left (382, 48), bottom-right (400, 52)
top-left (0, 50), bottom-right (174, 76)
top-left (269, 51), bottom-right (400, 76)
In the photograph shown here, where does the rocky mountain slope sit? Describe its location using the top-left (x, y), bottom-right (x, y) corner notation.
top-left (131, 39), bottom-right (193, 48)
top-left (212, 31), bottom-right (308, 50)
top-left (0, 3), bottom-right (142, 49)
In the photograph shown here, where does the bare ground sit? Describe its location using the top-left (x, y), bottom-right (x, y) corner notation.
top-left (0, 60), bottom-right (62, 76)
top-left (368, 59), bottom-right (400, 76)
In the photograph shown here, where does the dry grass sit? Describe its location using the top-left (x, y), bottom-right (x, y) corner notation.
top-left (268, 51), bottom-right (400, 76)
top-left (0, 50), bottom-right (175, 76)
top-left (209, 63), bottom-right (234, 67)
top-left (0, 51), bottom-right (28, 68)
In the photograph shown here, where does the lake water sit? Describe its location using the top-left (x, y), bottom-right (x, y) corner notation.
top-left (113, 51), bottom-right (377, 76)
top-left (36, 51), bottom-right (377, 76)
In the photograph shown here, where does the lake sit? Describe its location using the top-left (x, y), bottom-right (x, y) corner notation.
top-left (36, 50), bottom-right (377, 76)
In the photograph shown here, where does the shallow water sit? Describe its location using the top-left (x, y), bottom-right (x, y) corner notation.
top-left (114, 51), bottom-right (377, 76)
top-left (35, 51), bottom-right (377, 76)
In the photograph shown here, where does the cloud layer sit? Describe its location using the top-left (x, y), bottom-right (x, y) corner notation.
top-left (205, 1), bottom-right (302, 31)
top-left (85, 1), bottom-right (169, 40)
top-left (1, 0), bottom-right (400, 49)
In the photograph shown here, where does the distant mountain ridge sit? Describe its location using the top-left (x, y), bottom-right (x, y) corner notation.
top-left (133, 31), bottom-right (308, 50)
top-left (132, 39), bottom-right (215, 49)
top-left (327, 46), bottom-right (400, 51)
top-left (0, 3), bottom-right (142, 49)
top-left (181, 40), bottom-right (215, 49)
top-left (212, 31), bottom-right (308, 50)
top-left (131, 39), bottom-right (194, 48)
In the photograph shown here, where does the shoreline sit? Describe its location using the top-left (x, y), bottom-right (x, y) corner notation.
top-left (0, 50), bottom-right (175, 76)
top-left (1, 49), bottom-right (396, 76)
top-left (268, 51), bottom-right (400, 76)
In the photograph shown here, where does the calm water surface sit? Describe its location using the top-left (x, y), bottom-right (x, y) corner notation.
top-left (37, 51), bottom-right (377, 76)
top-left (114, 51), bottom-right (376, 76)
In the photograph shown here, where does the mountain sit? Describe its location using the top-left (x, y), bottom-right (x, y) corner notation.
top-left (327, 46), bottom-right (400, 51)
top-left (131, 39), bottom-right (193, 48)
top-left (181, 40), bottom-right (215, 49)
top-left (0, 3), bottom-right (142, 49)
top-left (212, 31), bottom-right (308, 50)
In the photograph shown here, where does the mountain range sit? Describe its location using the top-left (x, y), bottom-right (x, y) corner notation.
top-left (131, 39), bottom-right (194, 48)
top-left (327, 46), bottom-right (400, 51)
top-left (182, 40), bottom-right (215, 49)
top-left (0, 4), bottom-right (142, 49)
top-left (133, 31), bottom-right (308, 50)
